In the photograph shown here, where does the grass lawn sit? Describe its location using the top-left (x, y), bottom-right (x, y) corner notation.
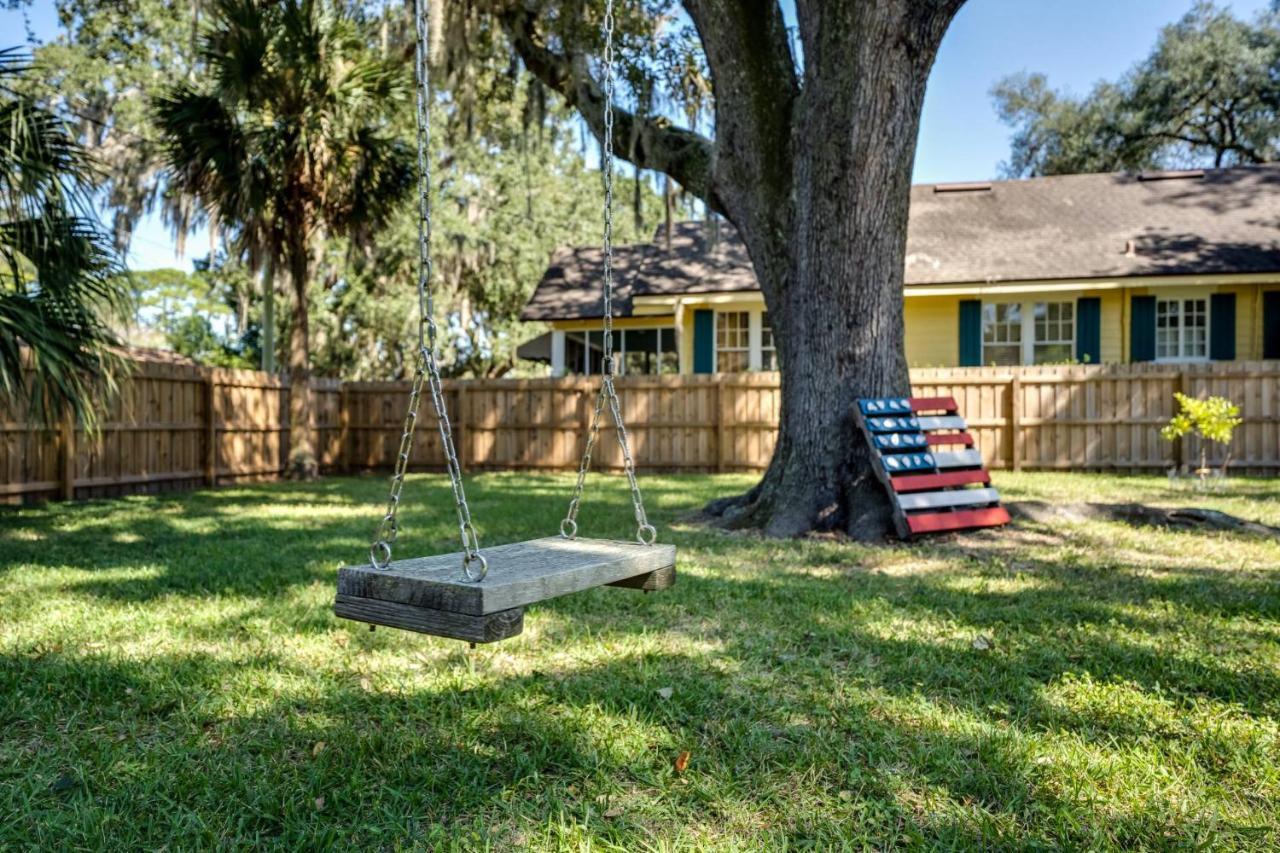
top-left (2, 471), bottom-right (1278, 849)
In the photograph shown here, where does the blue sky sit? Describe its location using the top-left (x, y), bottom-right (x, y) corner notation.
top-left (2, 0), bottom-right (1273, 269)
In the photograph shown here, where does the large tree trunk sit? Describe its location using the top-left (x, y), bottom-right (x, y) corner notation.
top-left (703, 1), bottom-right (953, 540)
top-left (497, 0), bottom-right (962, 540)
top-left (284, 227), bottom-right (318, 479)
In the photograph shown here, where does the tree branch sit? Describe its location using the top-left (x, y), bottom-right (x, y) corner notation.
top-left (496, 2), bottom-right (722, 212)
top-left (680, 0), bottom-right (797, 214)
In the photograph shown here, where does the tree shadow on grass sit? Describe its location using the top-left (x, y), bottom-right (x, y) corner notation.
top-left (4, 478), bottom-right (1279, 846)
top-left (5, 645), bottom-right (1076, 849)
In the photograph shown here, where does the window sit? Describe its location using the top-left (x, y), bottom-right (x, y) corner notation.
top-left (1033, 301), bottom-right (1074, 363)
top-left (983, 300), bottom-right (1077, 365)
top-left (1156, 298), bottom-right (1208, 361)
top-left (563, 327), bottom-right (677, 375)
top-left (982, 302), bottom-right (1022, 366)
top-left (716, 311), bottom-right (750, 372)
top-left (761, 312), bottom-right (777, 370)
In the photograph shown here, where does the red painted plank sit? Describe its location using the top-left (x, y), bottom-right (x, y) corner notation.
top-left (925, 432), bottom-right (975, 447)
top-left (891, 470), bottom-right (990, 493)
top-left (908, 397), bottom-right (957, 414)
top-left (907, 506), bottom-right (1011, 535)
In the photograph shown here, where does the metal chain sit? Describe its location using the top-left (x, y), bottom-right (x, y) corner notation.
top-left (370, 0), bottom-right (486, 581)
top-left (559, 0), bottom-right (656, 547)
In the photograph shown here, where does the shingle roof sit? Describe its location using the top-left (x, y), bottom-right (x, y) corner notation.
top-left (521, 166), bottom-right (1280, 321)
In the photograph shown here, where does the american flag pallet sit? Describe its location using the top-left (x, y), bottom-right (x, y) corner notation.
top-left (854, 396), bottom-right (1011, 539)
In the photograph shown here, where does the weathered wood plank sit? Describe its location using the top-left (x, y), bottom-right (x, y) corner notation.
top-left (909, 396), bottom-right (958, 413)
top-left (333, 594), bottom-right (523, 642)
top-left (925, 432), bottom-right (975, 447)
top-left (897, 487), bottom-right (1001, 511)
top-left (915, 415), bottom-right (967, 431)
top-left (933, 449), bottom-right (985, 469)
top-left (890, 470), bottom-right (990, 493)
top-left (605, 565), bottom-right (677, 591)
top-left (338, 537), bottom-right (676, 616)
top-left (906, 506), bottom-right (1011, 534)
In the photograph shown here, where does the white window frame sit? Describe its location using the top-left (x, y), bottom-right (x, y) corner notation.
top-left (981, 302), bottom-right (1025, 366)
top-left (1154, 296), bottom-right (1210, 363)
top-left (760, 311), bottom-right (777, 370)
top-left (982, 300), bottom-right (1077, 366)
top-left (714, 310), bottom-right (751, 373)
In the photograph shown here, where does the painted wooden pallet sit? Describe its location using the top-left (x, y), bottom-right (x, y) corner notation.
top-left (335, 537), bottom-right (676, 643)
top-left (855, 396), bottom-right (1010, 538)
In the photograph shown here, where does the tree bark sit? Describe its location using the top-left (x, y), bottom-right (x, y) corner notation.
top-left (496, 0), bottom-right (963, 540)
top-left (284, 224), bottom-right (317, 479)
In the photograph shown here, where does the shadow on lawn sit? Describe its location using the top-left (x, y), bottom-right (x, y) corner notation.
top-left (4, 479), bottom-right (1278, 845)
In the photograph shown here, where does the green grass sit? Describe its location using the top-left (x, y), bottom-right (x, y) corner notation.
top-left (2, 471), bottom-right (1278, 850)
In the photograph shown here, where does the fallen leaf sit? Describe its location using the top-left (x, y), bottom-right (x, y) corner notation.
top-left (312, 741), bottom-right (326, 757)
top-left (972, 635), bottom-right (992, 651)
top-left (674, 751), bottom-right (691, 773)
top-left (656, 687), bottom-right (674, 700)
top-left (604, 807), bottom-right (624, 819)
top-left (838, 790), bottom-right (854, 802)
top-left (314, 796), bottom-right (325, 811)
top-left (359, 677), bottom-right (371, 691)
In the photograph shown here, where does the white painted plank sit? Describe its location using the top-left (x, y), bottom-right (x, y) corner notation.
top-left (916, 416), bottom-right (967, 431)
top-left (339, 537), bottom-right (677, 615)
top-left (933, 449), bottom-right (985, 469)
top-left (897, 487), bottom-right (1001, 511)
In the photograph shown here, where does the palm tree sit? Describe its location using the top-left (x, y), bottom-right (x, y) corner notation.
top-left (154, 0), bottom-right (413, 478)
top-left (0, 48), bottom-right (129, 434)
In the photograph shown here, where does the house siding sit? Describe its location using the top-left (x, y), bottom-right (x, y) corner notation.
top-left (545, 278), bottom-right (1279, 372)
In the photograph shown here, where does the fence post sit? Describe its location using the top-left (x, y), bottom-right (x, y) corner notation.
top-left (60, 409), bottom-right (76, 501)
top-left (205, 373), bottom-right (219, 486)
top-left (1172, 369), bottom-right (1185, 470)
top-left (455, 382), bottom-right (468, 468)
top-left (716, 375), bottom-right (727, 473)
top-left (338, 384), bottom-right (351, 473)
top-left (1009, 374), bottom-right (1022, 471)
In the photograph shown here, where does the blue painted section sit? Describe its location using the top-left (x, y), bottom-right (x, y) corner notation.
top-left (874, 432), bottom-right (929, 450)
top-left (859, 398), bottom-right (913, 415)
top-left (865, 416), bottom-right (921, 433)
top-left (880, 453), bottom-right (938, 473)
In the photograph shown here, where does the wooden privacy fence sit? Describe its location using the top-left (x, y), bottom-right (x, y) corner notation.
top-left (2, 360), bottom-right (1277, 502)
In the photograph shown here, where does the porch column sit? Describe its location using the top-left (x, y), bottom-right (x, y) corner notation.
top-left (551, 330), bottom-right (566, 377)
top-left (748, 310), bottom-right (763, 371)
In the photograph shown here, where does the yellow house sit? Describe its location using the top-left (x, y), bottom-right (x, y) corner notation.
top-left (520, 167), bottom-right (1280, 374)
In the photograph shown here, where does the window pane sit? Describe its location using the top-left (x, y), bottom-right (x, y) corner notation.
top-left (984, 344), bottom-right (1021, 366)
top-left (716, 311), bottom-right (750, 372)
top-left (983, 302), bottom-right (1023, 364)
top-left (719, 350), bottom-right (749, 372)
top-left (1033, 343), bottom-right (1073, 364)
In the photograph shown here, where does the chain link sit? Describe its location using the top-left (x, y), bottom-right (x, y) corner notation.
top-left (559, 0), bottom-right (655, 546)
top-left (370, 0), bottom-right (485, 580)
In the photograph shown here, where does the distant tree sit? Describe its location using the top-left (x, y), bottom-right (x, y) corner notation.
top-left (0, 48), bottom-right (129, 432)
top-left (994, 2), bottom-right (1280, 177)
top-left (153, 0), bottom-right (414, 478)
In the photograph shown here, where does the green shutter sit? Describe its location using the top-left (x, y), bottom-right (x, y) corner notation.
top-left (958, 300), bottom-right (982, 366)
top-left (693, 310), bottom-right (714, 374)
top-left (1130, 296), bottom-right (1156, 362)
top-left (1263, 291), bottom-right (1280, 359)
top-left (1209, 293), bottom-right (1236, 361)
top-left (1075, 297), bottom-right (1101, 364)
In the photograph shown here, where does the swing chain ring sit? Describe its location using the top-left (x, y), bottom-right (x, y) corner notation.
top-left (560, 518), bottom-right (578, 539)
top-left (463, 551), bottom-right (488, 582)
top-left (637, 524), bottom-right (657, 546)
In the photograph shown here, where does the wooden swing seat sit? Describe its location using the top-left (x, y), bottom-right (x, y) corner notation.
top-left (334, 537), bottom-right (676, 643)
